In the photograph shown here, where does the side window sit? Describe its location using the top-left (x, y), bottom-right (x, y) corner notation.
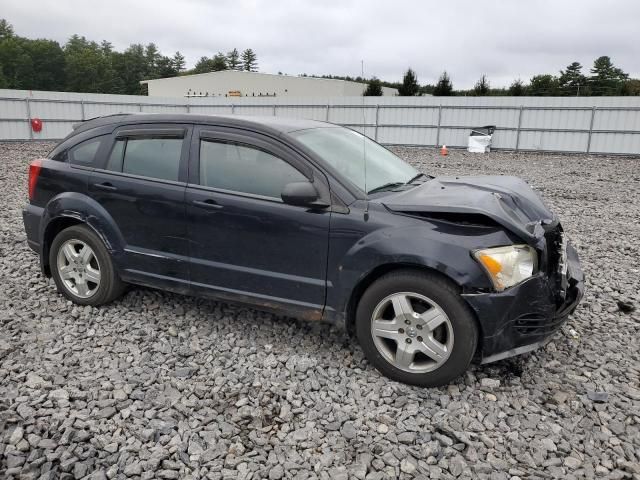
top-left (68, 137), bottom-right (103, 166)
top-left (106, 137), bottom-right (183, 182)
top-left (199, 140), bottom-right (307, 198)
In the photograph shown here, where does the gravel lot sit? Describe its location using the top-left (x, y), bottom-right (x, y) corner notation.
top-left (1, 141), bottom-right (639, 480)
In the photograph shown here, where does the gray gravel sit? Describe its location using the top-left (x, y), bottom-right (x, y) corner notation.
top-left (1, 141), bottom-right (639, 480)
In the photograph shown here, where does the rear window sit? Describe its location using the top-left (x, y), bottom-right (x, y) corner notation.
top-left (68, 136), bottom-right (104, 166)
top-left (106, 137), bottom-right (183, 182)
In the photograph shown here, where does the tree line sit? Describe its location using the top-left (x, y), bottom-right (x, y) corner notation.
top-left (0, 19), bottom-right (258, 95)
top-left (361, 57), bottom-right (638, 96)
top-left (1, 18), bottom-right (637, 97)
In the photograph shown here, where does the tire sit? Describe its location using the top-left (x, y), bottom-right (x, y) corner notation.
top-left (49, 224), bottom-right (125, 306)
top-left (356, 270), bottom-right (478, 387)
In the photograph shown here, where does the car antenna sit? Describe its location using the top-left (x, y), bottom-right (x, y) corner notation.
top-left (362, 59), bottom-right (369, 221)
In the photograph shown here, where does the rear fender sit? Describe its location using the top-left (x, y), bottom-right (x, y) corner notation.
top-left (41, 192), bottom-right (125, 271)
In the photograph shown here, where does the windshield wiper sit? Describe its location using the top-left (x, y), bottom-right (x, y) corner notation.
top-left (406, 172), bottom-right (430, 184)
top-left (367, 182), bottom-right (405, 194)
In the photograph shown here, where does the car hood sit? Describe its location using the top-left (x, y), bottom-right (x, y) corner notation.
top-left (382, 175), bottom-right (556, 247)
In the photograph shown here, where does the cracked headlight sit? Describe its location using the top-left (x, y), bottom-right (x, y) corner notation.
top-left (473, 245), bottom-right (537, 291)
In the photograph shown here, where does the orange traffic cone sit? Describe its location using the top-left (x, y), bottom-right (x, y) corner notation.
top-left (440, 144), bottom-right (448, 156)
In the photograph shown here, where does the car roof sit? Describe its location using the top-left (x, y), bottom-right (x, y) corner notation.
top-left (72, 113), bottom-right (334, 137)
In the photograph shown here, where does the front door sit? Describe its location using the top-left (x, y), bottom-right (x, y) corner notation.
top-left (185, 127), bottom-right (331, 318)
top-left (88, 124), bottom-right (191, 287)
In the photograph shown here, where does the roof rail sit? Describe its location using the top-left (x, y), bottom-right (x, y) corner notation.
top-left (72, 112), bottom-right (134, 130)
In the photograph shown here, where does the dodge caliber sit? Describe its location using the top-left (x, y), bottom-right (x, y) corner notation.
top-left (23, 114), bottom-right (584, 386)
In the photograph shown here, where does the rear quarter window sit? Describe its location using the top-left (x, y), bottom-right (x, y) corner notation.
top-left (68, 136), bottom-right (105, 167)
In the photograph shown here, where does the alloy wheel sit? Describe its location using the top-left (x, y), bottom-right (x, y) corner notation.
top-left (56, 239), bottom-right (101, 298)
top-left (370, 292), bottom-right (454, 373)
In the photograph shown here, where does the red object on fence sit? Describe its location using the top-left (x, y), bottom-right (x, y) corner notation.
top-left (30, 118), bottom-right (43, 133)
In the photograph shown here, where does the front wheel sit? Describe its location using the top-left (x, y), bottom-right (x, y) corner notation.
top-left (356, 270), bottom-right (478, 387)
top-left (49, 224), bottom-right (125, 306)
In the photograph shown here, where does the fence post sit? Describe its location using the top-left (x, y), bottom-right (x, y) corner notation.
top-left (325, 104), bottom-right (330, 122)
top-left (80, 100), bottom-right (86, 120)
top-left (186, 102), bottom-right (190, 113)
top-left (586, 106), bottom-right (597, 154)
top-left (273, 104), bottom-right (277, 116)
top-left (515, 105), bottom-right (524, 152)
top-left (374, 104), bottom-right (380, 141)
top-left (435, 105), bottom-right (442, 147)
top-left (231, 103), bottom-right (235, 114)
top-left (25, 98), bottom-right (33, 140)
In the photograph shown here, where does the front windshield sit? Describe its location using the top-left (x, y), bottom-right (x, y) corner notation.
top-left (290, 127), bottom-right (418, 194)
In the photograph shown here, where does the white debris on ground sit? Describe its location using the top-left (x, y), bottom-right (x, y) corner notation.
top-left (1, 142), bottom-right (639, 479)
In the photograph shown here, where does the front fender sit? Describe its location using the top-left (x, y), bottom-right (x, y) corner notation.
top-left (326, 220), bottom-right (518, 325)
top-left (40, 192), bottom-right (125, 267)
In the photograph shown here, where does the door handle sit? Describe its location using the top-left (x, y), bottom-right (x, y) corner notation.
top-left (192, 199), bottom-right (223, 209)
top-left (93, 182), bottom-right (118, 192)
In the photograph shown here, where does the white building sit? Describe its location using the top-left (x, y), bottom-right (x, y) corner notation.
top-left (141, 70), bottom-right (398, 98)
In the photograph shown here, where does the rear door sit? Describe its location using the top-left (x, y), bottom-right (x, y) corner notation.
top-left (185, 126), bottom-right (331, 317)
top-left (88, 124), bottom-right (191, 287)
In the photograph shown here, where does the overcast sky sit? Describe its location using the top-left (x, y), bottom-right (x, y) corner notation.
top-left (4, 0), bottom-right (639, 88)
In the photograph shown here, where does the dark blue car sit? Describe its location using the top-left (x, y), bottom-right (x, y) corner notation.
top-left (23, 114), bottom-right (584, 386)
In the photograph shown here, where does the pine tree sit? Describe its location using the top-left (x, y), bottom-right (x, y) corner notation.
top-left (508, 79), bottom-right (525, 96)
top-left (193, 56), bottom-right (214, 74)
top-left (559, 62), bottom-right (587, 96)
top-left (172, 51), bottom-right (186, 73)
top-left (241, 49), bottom-right (258, 72)
top-left (227, 48), bottom-right (241, 70)
top-left (398, 68), bottom-right (419, 96)
top-left (211, 53), bottom-right (228, 71)
top-left (363, 77), bottom-right (383, 96)
top-left (474, 74), bottom-right (490, 95)
top-left (144, 43), bottom-right (161, 78)
top-left (589, 56), bottom-right (628, 95)
top-left (433, 71), bottom-right (453, 96)
top-left (0, 19), bottom-right (13, 40)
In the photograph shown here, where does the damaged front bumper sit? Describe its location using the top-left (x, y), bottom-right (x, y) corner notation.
top-left (462, 242), bottom-right (584, 364)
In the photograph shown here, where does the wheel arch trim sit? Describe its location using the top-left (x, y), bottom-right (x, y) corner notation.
top-left (40, 192), bottom-right (125, 275)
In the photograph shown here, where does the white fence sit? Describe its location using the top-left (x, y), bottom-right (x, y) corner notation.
top-left (1, 89), bottom-right (640, 155)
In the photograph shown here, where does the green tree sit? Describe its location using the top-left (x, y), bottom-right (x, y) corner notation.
top-left (398, 68), bottom-right (419, 96)
top-left (0, 65), bottom-right (7, 88)
top-left (227, 48), bottom-right (241, 70)
top-left (589, 56), bottom-right (628, 95)
top-left (559, 62), bottom-right (587, 96)
top-left (474, 74), bottom-right (490, 95)
top-left (363, 77), bottom-right (383, 96)
top-left (193, 56), bottom-right (214, 74)
top-left (144, 43), bottom-right (161, 78)
top-left (25, 39), bottom-right (66, 90)
top-left (241, 48), bottom-right (258, 71)
top-left (621, 79), bottom-right (640, 96)
top-left (528, 74), bottom-right (560, 96)
top-left (0, 18), bottom-right (13, 40)
top-left (172, 51), bottom-right (186, 73)
top-left (433, 71), bottom-right (453, 96)
top-left (211, 52), bottom-right (228, 71)
top-left (508, 79), bottom-right (525, 96)
top-left (64, 35), bottom-right (115, 93)
top-left (155, 55), bottom-right (178, 78)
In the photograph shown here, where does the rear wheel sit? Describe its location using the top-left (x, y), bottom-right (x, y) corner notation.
top-left (356, 270), bottom-right (478, 387)
top-left (50, 225), bottom-right (125, 306)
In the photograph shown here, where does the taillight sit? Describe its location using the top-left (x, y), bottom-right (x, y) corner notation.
top-left (28, 159), bottom-right (43, 201)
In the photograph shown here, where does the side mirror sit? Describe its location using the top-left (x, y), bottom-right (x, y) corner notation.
top-left (281, 181), bottom-right (327, 208)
